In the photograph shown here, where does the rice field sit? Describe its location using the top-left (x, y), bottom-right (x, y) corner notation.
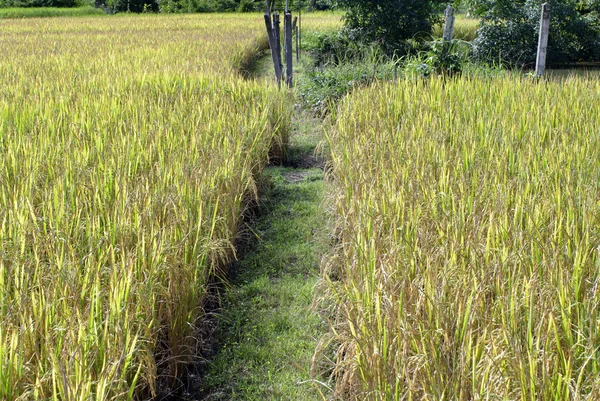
top-left (0, 14), bottom-right (291, 399)
top-left (432, 15), bottom-right (480, 41)
top-left (326, 74), bottom-right (600, 400)
top-left (299, 10), bottom-right (343, 33)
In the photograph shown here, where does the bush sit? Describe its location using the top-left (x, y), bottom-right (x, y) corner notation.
top-left (297, 35), bottom-right (397, 115)
top-left (307, 31), bottom-right (366, 66)
top-left (424, 39), bottom-right (471, 76)
top-left (0, 5), bottom-right (103, 15)
top-left (473, 0), bottom-right (600, 67)
top-left (298, 59), bottom-right (396, 115)
top-left (335, 0), bottom-right (446, 55)
top-left (237, 0), bottom-right (255, 11)
top-left (102, 0), bottom-right (156, 12)
top-left (156, 0), bottom-right (263, 12)
top-left (0, 0), bottom-right (84, 7)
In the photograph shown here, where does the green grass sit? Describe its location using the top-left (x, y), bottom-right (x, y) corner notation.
top-left (197, 78), bottom-right (332, 400)
top-left (0, 6), bottom-right (105, 18)
top-left (199, 165), bottom-right (330, 401)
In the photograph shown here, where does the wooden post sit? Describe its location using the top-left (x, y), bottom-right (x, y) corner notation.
top-left (285, 12), bottom-right (293, 87)
top-left (298, 6), bottom-right (301, 60)
top-left (441, 5), bottom-right (455, 63)
top-left (293, 16), bottom-right (299, 62)
top-left (536, 3), bottom-right (551, 76)
top-left (443, 5), bottom-right (455, 42)
top-left (264, 1), bottom-right (282, 86)
top-left (283, 11), bottom-right (288, 56)
top-left (273, 13), bottom-right (283, 76)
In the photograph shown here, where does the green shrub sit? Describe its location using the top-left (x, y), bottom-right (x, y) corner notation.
top-left (474, 0), bottom-right (600, 67)
top-left (102, 0), bottom-right (156, 12)
top-left (297, 53), bottom-right (396, 114)
top-left (425, 39), bottom-right (471, 76)
top-left (0, 5), bottom-right (103, 16)
top-left (237, 0), bottom-right (255, 11)
top-left (307, 31), bottom-right (364, 65)
top-left (0, 0), bottom-right (84, 8)
top-left (157, 0), bottom-right (263, 12)
top-left (334, 0), bottom-right (446, 55)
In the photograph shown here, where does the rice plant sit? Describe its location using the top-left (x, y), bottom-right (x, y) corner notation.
top-left (326, 73), bottom-right (600, 400)
top-left (0, 14), bottom-right (290, 399)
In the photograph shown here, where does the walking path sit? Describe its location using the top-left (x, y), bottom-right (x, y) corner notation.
top-left (193, 106), bottom-right (331, 400)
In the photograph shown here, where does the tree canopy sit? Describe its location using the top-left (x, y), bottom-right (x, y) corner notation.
top-left (473, 0), bottom-right (600, 67)
top-left (335, 0), bottom-right (446, 54)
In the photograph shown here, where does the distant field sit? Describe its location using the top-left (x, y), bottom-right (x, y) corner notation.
top-left (0, 5), bottom-right (104, 18)
top-left (299, 10), bottom-right (342, 32)
top-left (0, 14), bottom-right (290, 400)
top-left (327, 73), bottom-right (600, 400)
top-left (432, 15), bottom-right (480, 41)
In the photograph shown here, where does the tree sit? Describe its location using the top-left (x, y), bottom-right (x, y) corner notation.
top-left (335, 0), bottom-right (445, 54)
top-left (0, 0), bottom-right (83, 7)
top-left (473, 0), bottom-right (600, 67)
top-left (101, 0), bottom-right (156, 12)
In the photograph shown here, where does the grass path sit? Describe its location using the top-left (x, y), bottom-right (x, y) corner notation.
top-left (195, 110), bottom-right (330, 401)
top-left (183, 49), bottom-right (333, 399)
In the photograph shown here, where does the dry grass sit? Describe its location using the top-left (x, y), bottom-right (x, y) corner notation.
top-left (326, 73), bottom-right (600, 400)
top-left (0, 14), bottom-right (290, 400)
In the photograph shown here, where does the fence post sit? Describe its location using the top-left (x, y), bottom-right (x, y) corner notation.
top-left (536, 3), bottom-right (551, 76)
top-left (293, 16), bottom-right (299, 62)
top-left (264, 1), bottom-right (282, 86)
top-left (443, 5), bottom-right (455, 42)
top-left (285, 12), bottom-right (293, 87)
top-left (298, 7), bottom-right (301, 60)
top-left (273, 13), bottom-right (283, 76)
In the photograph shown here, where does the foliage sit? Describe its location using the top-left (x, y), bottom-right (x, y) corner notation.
top-left (307, 31), bottom-right (369, 66)
top-left (156, 0), bottom-right (333, 13)
top-left (0, 5), bottom-right (103, 16)
top-left (0, 0), bottom-right (84, 8)
top-left (297, 38), bottom-right (397, 115)
top-left (334, 0), bottom-right (446, 55)
top-left (298, 63), bottom-right (391, 115)
top-left (327, 73), bottom-right (600, 400)
top-left (102, 0), bottom-right (157, 12)
top-left (473, 0), bottom-right (600, 67)
top-left (156, 0), bottom-right (270, 12)
top-left (0, 0), bottom-right (333, 12)
top-left (422, 39), bottom-right (470, 76)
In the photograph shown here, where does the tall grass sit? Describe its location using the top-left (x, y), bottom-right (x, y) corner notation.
top-left (0, 14), bottom-right (290, 399)
top-left (326, 73), bottom-right (600, 400)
